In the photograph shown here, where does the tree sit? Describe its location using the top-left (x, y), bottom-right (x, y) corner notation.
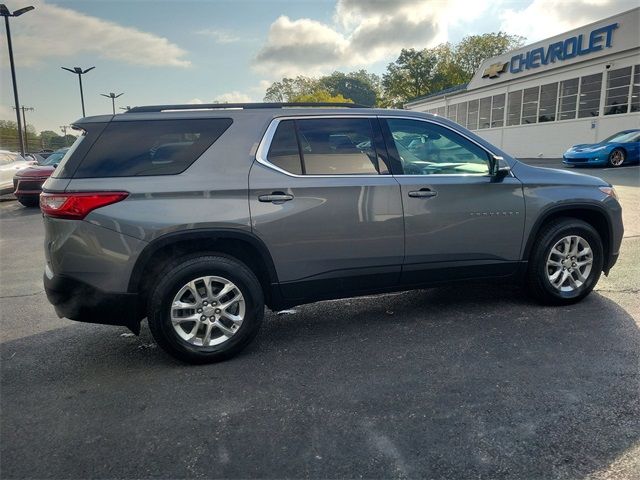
top-left (291, 89), bottom-right (353, 103)
top-left (263, 76), bottom-right (320, 102)
top-left (382, 48), bottom-right (439, 107)
top-left (319, 70), bottom-right (381, 106)
top-left (455, 32), bottom-right (525, 78)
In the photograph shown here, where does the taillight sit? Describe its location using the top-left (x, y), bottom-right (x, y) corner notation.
top-left (40, 191), bottom-right (129, 219)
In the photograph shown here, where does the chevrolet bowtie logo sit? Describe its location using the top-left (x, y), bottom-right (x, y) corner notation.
top-left (482, 62), bottom-right (508, 78)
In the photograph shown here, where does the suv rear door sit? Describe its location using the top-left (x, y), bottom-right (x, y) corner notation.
top-left (380, 116), bottom-right (525, 285)
top-left (249, 116), bottom-right (404, 301)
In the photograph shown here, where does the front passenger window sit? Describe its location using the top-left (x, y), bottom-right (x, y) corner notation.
top-left (386, 119), bottom-right (490, 175)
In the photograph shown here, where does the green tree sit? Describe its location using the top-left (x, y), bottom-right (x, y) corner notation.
top-left (382, 48), bottom-right (439, 107)
top-left (455, 32), bottom-right (525, 78)
top-left (291, 89), bottom-right (353, 103)
top-left (319, 70), bottom-right (381, 106)
top-left (263, 76), bottom-right (320, 102)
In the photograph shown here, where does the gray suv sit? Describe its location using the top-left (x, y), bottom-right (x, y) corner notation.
top-left (41, 103), bottom-right (623, 363)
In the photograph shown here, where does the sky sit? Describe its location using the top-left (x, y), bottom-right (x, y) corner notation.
top-left (0, 0), bottom-right (636, 134)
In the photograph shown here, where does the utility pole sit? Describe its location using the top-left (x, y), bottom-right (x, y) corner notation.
top-left (62, 66), bottom-right (95, 117)
top-left (13, 105), bottom-right (33, 151)
top-left (100, 92), bottom-right (124, 114)
top-left (1, 4), bottom-right (35, 155)
top-left (60, 125), bottom-right (69, 146)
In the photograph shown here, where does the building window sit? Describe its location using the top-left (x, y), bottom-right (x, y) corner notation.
top-left (630, 64), bottom-right (639, 113)
top-left (467, 99), bottom-right (479, 130)
top-left (605, 66), bottom-right (632, 115)
top-left (491, 94), bottom-right (505, 127)
top-left (447, 104), bottom-right (457, 121)
top-left (539, 83), bottom-right (558, 122)
top-left (457, 102), bottom-right (468, 128)
top-left (478, 97), bottom-right (491, 129)
top-left (436, 106), bottom-right (446, 117)
top-left (559, 78), bottom-right (579, 120)
top-left (507, 90), bottom-right (522, 126)
top-left (522, 87), bottom-right (540, 124)
top-left (578, 73), bottom-right (602, 118)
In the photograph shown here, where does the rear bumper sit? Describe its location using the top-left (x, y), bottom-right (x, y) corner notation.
top-left (44, 270), bottom-right (141, 334)
top-left (13, 177), bottom-right (48, 195)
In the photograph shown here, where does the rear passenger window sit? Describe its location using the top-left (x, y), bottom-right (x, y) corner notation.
top-left (265, 118), bottom-right (383, 175)
top-left (267, 120), bottom-right (303, 174)
top-left (73, 118), bottom-right (232, 177)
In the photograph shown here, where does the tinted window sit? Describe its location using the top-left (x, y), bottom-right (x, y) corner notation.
top-left (507, 90), bottom-right (522, 126)
top-left (467, 99), bottom-right (479, 130)
top-left (296, 118), bottom-right (380, 175)
top-left (631, 65), bottom-right (640, 113)
top-left (578, 73), bottom-right (602, 118)
top-left (605, 66), bottom-right (632, 115)
top-left (267, 120), bottom-right (302, 174)
top-left (539, 83), bottom-right (558, 122)
top-left (73, 119), bottom-right (232, 177)
top-left (478, 97), bottom-right (491, 129)
top-left (491, 94), bottom-right (505, 127)
top-left (559, 78), bottom-right (579, 120)
top-left (522, 87), bottom-right (539, 124)
top-left (386, 119), bottom-right (490, 175)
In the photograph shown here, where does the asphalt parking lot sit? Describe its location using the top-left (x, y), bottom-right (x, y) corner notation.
top-left (1, 160), bottom-right (639, 479)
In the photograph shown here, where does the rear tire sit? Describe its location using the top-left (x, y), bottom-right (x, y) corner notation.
top-left (16, 195), bottom-right (39, 208)
top-left (526, 218), bottom-right (603, 305)
top-left (147, 255), bottom-right (264, 364)
top-left (607, 148), bottom-right (625, 167)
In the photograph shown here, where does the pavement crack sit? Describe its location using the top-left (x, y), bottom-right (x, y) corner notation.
top-left (0, 289), bottom-right (44, 299)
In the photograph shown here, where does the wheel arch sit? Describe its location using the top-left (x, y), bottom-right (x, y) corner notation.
top-left (523, 203), bottom-right (614, 272)
top-left (128, 229), bottom-right (282, 312)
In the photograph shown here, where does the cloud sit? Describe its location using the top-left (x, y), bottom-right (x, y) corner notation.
top-left (195, 29), bottom-right (241, 44)
top-left (6, 0), bottom-right (190, 67)
top-left (214, 91), bottom-right (253, 103)
top-left (499, 0), bottom-right (636, 42)
top-left (253, 0), bottom-right (488, 77)
top-left (187, 98), bottom-right (204, 104)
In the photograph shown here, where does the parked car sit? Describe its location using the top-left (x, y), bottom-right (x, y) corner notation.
top-left (13, 148), bottom-right (69, 207)
top-left (41, 103), bottom-right (623, 363)
top-left (0, 151), bottom-right (33, 195)
top-left (563, 129), bottom-right (640, 167)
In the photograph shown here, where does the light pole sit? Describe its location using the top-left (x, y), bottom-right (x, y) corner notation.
top-left (62, 66), bottom-right (95, 117)
top-left (1, 4), bottom-right (35, 155)
top-left (100, 92), bottom-right (124, 114)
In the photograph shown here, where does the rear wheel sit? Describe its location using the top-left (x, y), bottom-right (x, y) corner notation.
top-left (607, 148), bottom-right (625, 167)
top-left (147, 255), bottom-right (264, 363)
top-left (16, 195), bottom-right (39, 208)
top-left (526, 218), bottom-right (603, 305)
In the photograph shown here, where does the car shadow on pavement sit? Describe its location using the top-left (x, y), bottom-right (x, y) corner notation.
top-left (1, 285), bottom-right (638, 479)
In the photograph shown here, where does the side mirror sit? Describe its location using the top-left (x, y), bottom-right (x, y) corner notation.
top-left (490, 155), bottom-right (511, 180)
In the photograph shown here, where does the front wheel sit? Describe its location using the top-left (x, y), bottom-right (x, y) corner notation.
top-left (147, 255), bottom-right (264, 363)
top-left (526, 218), bottom-right (603, 305)
top-left (607, 148), bottom-right (625, 167)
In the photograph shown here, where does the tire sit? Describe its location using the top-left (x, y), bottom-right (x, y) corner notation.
top-left (607, 148), bottom-right (625, 167)
top-left (17, 195), bottom-right (40, 208)
top-left (526, 218), bottom-right (603, 305)
top-left (147, 255), bottom-right (264, 364)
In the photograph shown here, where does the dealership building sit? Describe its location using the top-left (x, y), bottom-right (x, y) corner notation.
top-left (405, 7), bottom-right (640, 158)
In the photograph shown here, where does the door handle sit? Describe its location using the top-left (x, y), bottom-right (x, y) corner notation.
top-left (258, 192), bottom-right (294, 203)
top-left (408, 188), bottom-right (437, 198)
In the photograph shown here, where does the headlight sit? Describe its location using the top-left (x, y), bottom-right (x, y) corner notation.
top-left (588, 145), bottom-right (608, 152)
top-left (599, 186), bottom-right (618, 200)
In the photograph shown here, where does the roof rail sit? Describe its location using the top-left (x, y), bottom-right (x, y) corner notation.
top-left (126, 102), bottom-right (370, 113)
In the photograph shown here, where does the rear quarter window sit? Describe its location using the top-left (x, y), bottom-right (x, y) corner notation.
top-left (72, 118), bottom-right (232, 178)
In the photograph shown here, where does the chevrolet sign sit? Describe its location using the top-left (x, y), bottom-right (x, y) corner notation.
top-left (482, 62), bottom-right (508, 78)
top-left (483, 22), bottom-right (619, 79)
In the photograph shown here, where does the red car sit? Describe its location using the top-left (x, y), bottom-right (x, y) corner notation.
top-left (13, 148), bottom-right (68, 207)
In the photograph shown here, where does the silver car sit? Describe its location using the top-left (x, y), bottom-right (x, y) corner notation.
top-left (40, 103), bottom-right (624, 363)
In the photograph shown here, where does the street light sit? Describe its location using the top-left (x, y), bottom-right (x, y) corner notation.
top-left (1, 3), bottom-right (35, 156)
top-left (61, 66), bottom-right (95, 117)
top-left (100, 92), bottom-right (124, 114)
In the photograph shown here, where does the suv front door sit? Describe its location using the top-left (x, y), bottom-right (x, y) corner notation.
top-left (249, 116), bottom-right (404, 302)
top-left (381, 117), bottom-right (525, 285)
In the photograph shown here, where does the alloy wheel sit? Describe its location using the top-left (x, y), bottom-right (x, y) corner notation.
top-left (546, 235), bottom-right (594, 292)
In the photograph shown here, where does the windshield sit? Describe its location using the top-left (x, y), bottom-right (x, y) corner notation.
top-left (43, 150), bottom-right (68, 165)
top-left (601, 130), bottom-right (640, 144)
